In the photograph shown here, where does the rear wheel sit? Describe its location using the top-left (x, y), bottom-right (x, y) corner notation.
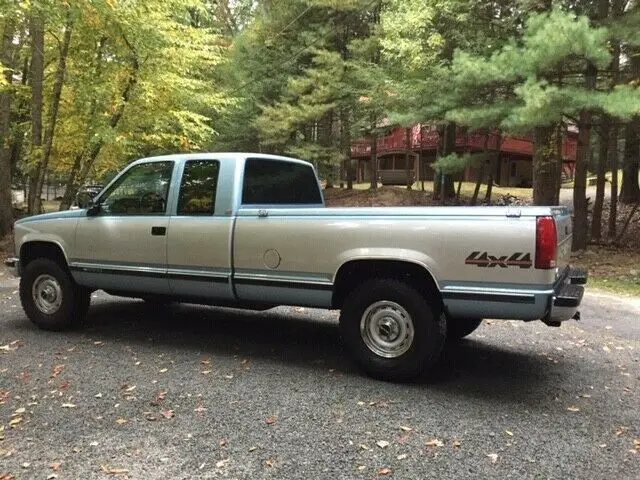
top-left (339, 278), bottom-right (446, 382)
top-left (447, 317), bottom-right (483, 341)
top-left (19, 258), bottom-right (91, 331)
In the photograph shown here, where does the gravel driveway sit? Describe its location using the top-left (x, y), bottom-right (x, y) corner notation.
top-left (1, 284), bottom-right (639, 479)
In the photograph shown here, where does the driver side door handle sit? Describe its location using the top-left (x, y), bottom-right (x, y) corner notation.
top-left (151, 226), bottom-right (166, 236)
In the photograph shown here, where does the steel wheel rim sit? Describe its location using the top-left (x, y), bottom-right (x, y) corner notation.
top-left (32, 274), bottom-right (63, 315)
top-left (360, 301), bottom-right (415, 358)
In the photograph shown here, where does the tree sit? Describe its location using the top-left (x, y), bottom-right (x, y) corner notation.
top-left (0, 8), bottom-right (19, 237)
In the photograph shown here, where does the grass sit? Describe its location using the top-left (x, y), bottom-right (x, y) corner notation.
top-left (586, 277), bottom-right (640, 296)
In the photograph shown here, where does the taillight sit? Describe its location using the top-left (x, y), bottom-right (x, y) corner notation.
top-left (535, 216), bottom-right (557, 269)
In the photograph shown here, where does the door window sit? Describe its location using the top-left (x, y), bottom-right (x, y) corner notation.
top-left (98, 162), bottom-right (174, 215)
top-left (177, 160), bottom-right (220, 215)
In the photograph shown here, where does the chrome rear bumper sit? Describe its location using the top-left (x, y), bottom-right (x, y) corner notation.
top-left (544, 267), bottom-right (587, 325)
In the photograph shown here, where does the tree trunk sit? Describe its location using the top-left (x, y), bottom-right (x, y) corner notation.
top-left (591, 115), bottom-right (609, 241)
top-left (27, 12), bottom-right (45, 214)
top-left (434, 122), bottom-right (456, 201)
top-left (619, 32), bottom-right (639, 203)
top-left (471, 134), bottom-right (490, 206)
top-left (608, 124), bottom-right (619, 237)
top-left (572, 60), bottom-right (597, 251)
top-left (620, 118), bottom-right (640, 204)
top-left (572, 110), bottom-right (591, 250)
top-left (532, 125), bottom-right (558, 206)
top-left (484, 175), bottom-right (494, 203)
top-left (370, 118), bottom-right (378, 190)
top-left (34, 15), bottom-right (73, 211)
top-left (0, 19), bottom-right (16, 237)
top-left (405, 127), bottom-right (412, 190)
top-left (554, 122), bottom-right (563, 205)
top-left (340, 108), bottom-right (352, 190)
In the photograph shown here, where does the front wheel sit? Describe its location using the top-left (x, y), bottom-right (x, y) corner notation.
top-left (19, 258), bottom-right (91, 331)
top-left (339, 279), bottom-right (446, 382)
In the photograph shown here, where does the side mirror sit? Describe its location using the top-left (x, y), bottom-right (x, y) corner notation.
top-left (86, 202), bottom-right (102, 217)
top-left (76, 191), bottom-right (93, 209)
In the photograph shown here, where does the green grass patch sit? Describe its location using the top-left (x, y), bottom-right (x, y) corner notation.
top-left (587, 277), bottom-right (640, 296)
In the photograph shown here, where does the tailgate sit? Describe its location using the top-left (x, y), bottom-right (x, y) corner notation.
top-left (553, 207), bottom-right (572, 274)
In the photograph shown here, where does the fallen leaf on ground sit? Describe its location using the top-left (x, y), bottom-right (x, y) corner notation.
top-left (194, 404), bottom-right (206, 413)
top-left (266, 416), bottom-right (277, 425)
top-left (201, 370), bottom-right (212, 375)
top-left (219, 439), bottom-right (227, 447)
top-left (378, 467), bottom-right (392, 476)
top-left (426, 439), bottom-right (444, 447)
top-left (248, 446), bottom-right (258, 452)
top-left (46, 474), bottom-right (57, 480)
top-left (487, 453), bottom-right (498, 463)
top-left (215, 458), bottom-right (230, 468)
top-left (357, 465), bottom-right (366, 471)
top-left (13, 408), bottom-right (25, 415)
top-left (359, 444), bottom-right (371, 451)
top-left (122, 385), bottom-right (136, 393)
top-left (0, 474), bottom-right (16, 480)
top-left (59, 381), bottom-right (71, 391)
top-left (634, 439), bottom-right (640, 452)
top-left (265, 459), bottom-right (276, 468)
top-left (115, 418), bottom-right (128, 426)
top-left (161, 410), bottom-right (175, 419)
top-left (150, 391), bottom-right (167, 406)
top-left (143, 412), bottom-right (157, 421)
top-left (376, 440), bottom-right (390, 449)
top-left (9, 417), bottom-right (22, 427)
top-left (158, 368), bottom-right (168, 373)
top-left (505, 430), bottom-right (514, 436)
top-left (51, 462), bottom-right (62, 472)
top-left (399, 426), bottom-right (412, 432)
top-left (51, 365), bottom-right (64, 378)
top-left (453, 440), bottom-right (461, 448)
top-left (567, 406), bottom-right (580, 412)
top-left (100, 465), bottom-right (129, 475)
top-left (616, 427), bottom-right (628, 436)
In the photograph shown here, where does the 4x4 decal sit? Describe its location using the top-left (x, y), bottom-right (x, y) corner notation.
top-left (465, 251), bottom-right (532, 268)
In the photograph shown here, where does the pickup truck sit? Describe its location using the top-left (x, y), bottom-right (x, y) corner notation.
top-left (7, 153), bottom-right (587, 381)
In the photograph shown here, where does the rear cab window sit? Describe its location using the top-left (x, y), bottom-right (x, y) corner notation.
top-left (241, 158), bottom-right (322, 206)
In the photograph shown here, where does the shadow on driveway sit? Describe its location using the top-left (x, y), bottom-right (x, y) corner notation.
top-left (11, 296), bottom-right (564, 406)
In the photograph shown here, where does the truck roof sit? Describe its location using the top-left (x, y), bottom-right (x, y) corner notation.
top-left (135, 152), bottom-right (309, 165)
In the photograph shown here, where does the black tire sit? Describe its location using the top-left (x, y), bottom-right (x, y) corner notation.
top-left (446, 317), bottom-right (483, 341)
top-left (19, 258), bottom-right (91, 331)
top-left (339, 278), bottom-right (446, 382)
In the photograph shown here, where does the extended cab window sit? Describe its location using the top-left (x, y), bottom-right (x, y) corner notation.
top-left (99, 161), bottom-right (173, 215)
top-left (177, 160), bottom-right (220, 215)
top-left (242, 158), bottom-right (322, 205)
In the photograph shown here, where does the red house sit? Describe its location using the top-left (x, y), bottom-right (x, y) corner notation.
top-left (350, 124), bottom-right (578, 187)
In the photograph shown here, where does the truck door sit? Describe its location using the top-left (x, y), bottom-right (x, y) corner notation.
top-left (166, 159), bottom-right (235, 300)
top-left (74, 161), bottom-right (174, 294)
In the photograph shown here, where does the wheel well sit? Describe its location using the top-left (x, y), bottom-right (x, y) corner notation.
top-left (20, 242), bottom-right (68, 270)
top-left (332, 260), bottom-right (442, 309)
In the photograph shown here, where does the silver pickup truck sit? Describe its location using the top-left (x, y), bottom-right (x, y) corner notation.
top-left (7, 153), bottom-right (587, 381)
